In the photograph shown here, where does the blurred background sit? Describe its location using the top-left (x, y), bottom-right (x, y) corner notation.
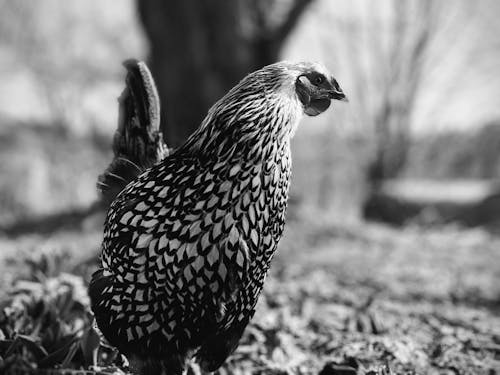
top-left (1, 0), bottom-right (500, 227)
top-left (0, 1), bottom-right (499, 374)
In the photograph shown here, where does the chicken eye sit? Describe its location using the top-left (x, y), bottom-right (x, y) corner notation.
top-left (313, 75), bottom-right (325, 85)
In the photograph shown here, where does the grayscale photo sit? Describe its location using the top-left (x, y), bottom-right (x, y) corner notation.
top-left (0, 1), bottom-right (499, 374)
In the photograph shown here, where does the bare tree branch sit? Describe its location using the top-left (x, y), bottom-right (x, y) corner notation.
top-left (274, 0), bottom-right (314, 45)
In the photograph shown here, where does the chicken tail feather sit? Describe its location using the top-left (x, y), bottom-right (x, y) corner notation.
top-left (97, 59), bottom-right (169, 205)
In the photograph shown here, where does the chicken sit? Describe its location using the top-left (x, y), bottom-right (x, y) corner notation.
top-left (89, 60), bottom-right (346, 374)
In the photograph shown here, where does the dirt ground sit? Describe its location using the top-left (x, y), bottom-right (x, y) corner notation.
top-left (232, 218), bottom-right (500, 374)
top-left (0, 215), bottom-right (499, 374)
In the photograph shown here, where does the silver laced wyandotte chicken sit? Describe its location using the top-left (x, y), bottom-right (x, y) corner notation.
top-left (89, 60), bottom-right (346, 374)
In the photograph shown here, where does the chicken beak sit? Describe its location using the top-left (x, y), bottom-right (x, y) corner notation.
top-left (328, 89), bottom-right (348, 102)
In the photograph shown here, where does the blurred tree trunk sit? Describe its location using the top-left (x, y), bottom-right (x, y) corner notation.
top-left (328, 1), bottom-right (459, 183)
top-left (317, 0), bottom-right (478, 218)
top-left (364, 0), bottom-right (440, 187)
top-left (137, 0), bottom-right (313, 147)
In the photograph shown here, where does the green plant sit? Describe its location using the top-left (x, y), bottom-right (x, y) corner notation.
top-left (0, 272), bottom-right (106, 373)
